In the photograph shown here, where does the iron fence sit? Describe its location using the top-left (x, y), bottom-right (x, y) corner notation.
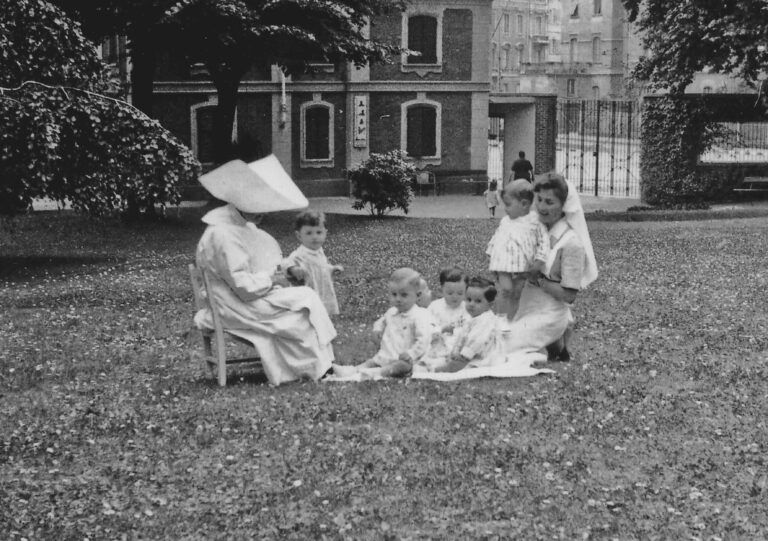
top-left (700, 122), bottom-right (768, 164)
top-left (556, 99), bottom-right (642, 198)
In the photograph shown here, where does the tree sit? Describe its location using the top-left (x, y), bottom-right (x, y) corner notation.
top-left (0, 0), bottom-right (199, 216)
top-left (164, 0), bottom-right (406, 161)
top-left (622, 0), bottom-right (768, 93)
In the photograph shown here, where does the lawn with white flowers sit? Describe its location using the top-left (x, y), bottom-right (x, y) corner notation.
top-left (1, 209), bottom-right (767, 539)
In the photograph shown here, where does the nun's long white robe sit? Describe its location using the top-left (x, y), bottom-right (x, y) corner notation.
top-left (194, 205), bottom-right (335, 385)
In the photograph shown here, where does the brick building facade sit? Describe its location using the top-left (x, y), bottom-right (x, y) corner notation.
top-left (149, 0), bottom-right (494, 197)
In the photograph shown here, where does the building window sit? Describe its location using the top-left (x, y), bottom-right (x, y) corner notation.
top-left (517, 46), bottom-right (525, 68)
top-left (492, 43), bottom-right (498, 69)
top-left (592, 37), bottom-right (601, 63)
top-left (536, 16), bottom-right (543, 34)
top-left (191, 97), bottom-right (236, 165)
top-left (536, 46), bottom-right (545, 63)
top-left (401, 98), bottom-right (442, 163)
top-left (569, 38), bottom-right (577, 63)
top-left (592, 85), bottom-right (600, 99)
top-left (402, 11), bottom-right (443, 74)
top-left (570, 4), bottom-right (579, 18)
top-left (593, 0), bottom-right (602, 15)
top-left (504, 14), bottom-right (510, 33)
top-left (567, 79), bottom-right (576, 96)
top-left (407, 15), bottom-right (438, 64)
top-left (552, 38), bottom-right (559, 54)
top-left (703, 86), bottom-right (712, 94)
top-left (504, 47), bottom-right (511, 70)
top-left (517, 14), bottom-right (524, 33)
top-left (301, 99), bottom-right (334, 167)
top-left (503, 83), bottom-right (509, 93)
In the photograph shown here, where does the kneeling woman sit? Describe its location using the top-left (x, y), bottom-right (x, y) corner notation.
top-left (498, 172), bottom-right (598, 360)
top-left (194, 157), bottom-right (336, 385)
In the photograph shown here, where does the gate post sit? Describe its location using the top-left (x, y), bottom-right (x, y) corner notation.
top-left (594, 101), bottom-right (601, 197)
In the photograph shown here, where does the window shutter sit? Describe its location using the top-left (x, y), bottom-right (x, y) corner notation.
top-left (305, 106), bottom-right (330, 160)
top-left (408, 15), bottom-right (437, 64)
top-left (407, 105), bottom-right (436, 157)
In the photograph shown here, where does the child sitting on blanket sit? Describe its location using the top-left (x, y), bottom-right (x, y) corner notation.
top-left (284, 210), bottom-right (344, 315)
top-left (434, 277), bottom-right (499, 373)
top-left (428, 266), bottom-right (470, 335)
top-left (487, 179), bottom-right (549, 321)
top-left (333, 268), bottom-right (433, 378)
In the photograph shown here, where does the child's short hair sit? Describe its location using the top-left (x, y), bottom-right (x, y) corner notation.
top-left (294, 209), bottom-right (325, 230)
top-left (467, 276), bottom-right (497, 303)
top-left (488, 179), bottom-right (498, 191)
top-left (503, 179), bottom-right (534, 204)
top-left (533, 172), bottom-right (569, 205)
top-left (389, 267), bottom-right (422, 290)
top-left (438, 266), bottom-right (466, 286)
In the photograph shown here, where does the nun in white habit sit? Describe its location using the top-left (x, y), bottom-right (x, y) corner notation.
top-left (194, 156), bottom-right (336, 385)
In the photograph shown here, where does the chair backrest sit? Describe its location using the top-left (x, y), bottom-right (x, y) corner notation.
top-left (416, 171), bottom-right (434, 185)
top-left (200, 267), bottom-right (227, 342)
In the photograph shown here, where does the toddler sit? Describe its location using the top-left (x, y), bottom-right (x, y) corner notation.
top-left (436, 277), bottom-right (499, 372)
top-left (486, 179), bottom-right (549, 321)
top-left (284, 210), bottom-right (343, 315)
top-left (483, 179), bottom-right (502, 218)
top-left (333, 268), bottom-right (433, 378)
top-left (428, 266), bottom-right (470, 336)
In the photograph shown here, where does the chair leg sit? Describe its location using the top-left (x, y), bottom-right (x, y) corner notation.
top-left (214, 335), bottom-right (228, 387)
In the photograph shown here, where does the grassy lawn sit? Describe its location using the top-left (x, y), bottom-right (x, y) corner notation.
top-left (2, 209), bottom-right (768, 539)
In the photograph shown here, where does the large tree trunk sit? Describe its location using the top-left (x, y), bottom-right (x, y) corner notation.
top-left (211, 76), bottom-right (240, 164)
top-left (129, 34), bottom-right (157, 117)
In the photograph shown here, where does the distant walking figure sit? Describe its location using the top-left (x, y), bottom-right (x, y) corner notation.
top-left (510, 151), bottom-right (534, 183)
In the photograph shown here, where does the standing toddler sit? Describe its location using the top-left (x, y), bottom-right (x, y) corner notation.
top-left (483, 179), bottom-right (502, 218)
top-left (486, 179), bottom-right (549, 321)
top-left (284, 210), bottom-right (343, 315)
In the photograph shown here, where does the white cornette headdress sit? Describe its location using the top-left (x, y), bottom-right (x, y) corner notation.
top-left (198, 155), bottom-right (308, 213)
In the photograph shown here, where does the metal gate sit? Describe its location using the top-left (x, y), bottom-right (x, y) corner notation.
top-left (488, 116), bottom-right (505, 183)
top-left (556, 99), bottom-right (641, 198)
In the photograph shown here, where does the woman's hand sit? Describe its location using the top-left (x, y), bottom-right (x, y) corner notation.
top-left (538, 276), bottom-right (577, 304)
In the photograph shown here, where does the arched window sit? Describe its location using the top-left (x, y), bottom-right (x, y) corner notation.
top-left (401, 98), bottom-right (442, 162)
top-left (504, 47), bottom-right (511, 70)
top-left (703, 86), bottom-right (713, 94)
top-left (592, 85), bottom-right (600, 99)
top-left (593, 0), bottom-right (602, 15)
top-left (301, 98), bottom-right (334, 167)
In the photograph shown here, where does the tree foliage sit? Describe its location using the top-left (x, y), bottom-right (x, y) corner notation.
top-left (350, 151), bottom-right (415, 217)
top-left (0, 0), bottom-right (200, 216)
top-left (623, 0), bottom-right (768, 93)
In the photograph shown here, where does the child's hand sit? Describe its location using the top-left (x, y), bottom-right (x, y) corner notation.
top-left (286, 265), bottom-right (306, 284)
top-left (332, 264), bottom-right (344, 275)
top-left (398, 352), bottom-right (413, 363)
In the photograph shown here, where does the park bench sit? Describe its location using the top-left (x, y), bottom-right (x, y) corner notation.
top-left (734, 176), bottom-right (768, 193)
top-left (188, 264), bottom-right (262, 387)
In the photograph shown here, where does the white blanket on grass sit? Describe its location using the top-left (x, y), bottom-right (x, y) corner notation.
top-left (323, 349), bottom-right (555, 382)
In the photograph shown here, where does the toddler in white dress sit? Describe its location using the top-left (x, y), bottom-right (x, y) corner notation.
top-left (284, 210), bottom-right (343, 315)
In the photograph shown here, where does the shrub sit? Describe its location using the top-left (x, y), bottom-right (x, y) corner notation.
top-left (640, 96), bottom-right (731, 209)
top-left (350, 151), bottom-right (415, 217)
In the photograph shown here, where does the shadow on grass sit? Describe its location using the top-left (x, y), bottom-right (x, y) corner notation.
top-left (0, 255), bottom-right (128, 279)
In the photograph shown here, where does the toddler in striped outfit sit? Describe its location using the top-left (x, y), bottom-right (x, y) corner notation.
top-left (486, 179), bottom-right (549, 321)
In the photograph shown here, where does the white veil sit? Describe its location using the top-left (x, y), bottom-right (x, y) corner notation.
top-left (562, 179), bottom-right (598, 288)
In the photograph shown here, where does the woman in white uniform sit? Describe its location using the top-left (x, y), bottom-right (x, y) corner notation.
top-left (194, 156), bottom-right (336, 385)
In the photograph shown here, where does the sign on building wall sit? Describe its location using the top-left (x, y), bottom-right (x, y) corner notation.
top-left (353, 95), bottom-right (368, 148)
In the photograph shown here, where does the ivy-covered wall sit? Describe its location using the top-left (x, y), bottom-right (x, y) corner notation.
top-left (641, 94), bottom-right (768, 207)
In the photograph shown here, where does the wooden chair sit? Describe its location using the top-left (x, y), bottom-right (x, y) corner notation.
top-left (414, 170), bottom-right (437, 196)
top-left (188, 264), bottom-right (262, 386)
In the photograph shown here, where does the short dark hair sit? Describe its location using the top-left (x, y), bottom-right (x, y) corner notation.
top-left (488, 179), bottom-right (498, 191)
top-left (519, 151), bottom-right (526, 158)
top-left (294, 209), bottom-right (325, 230)
top-left (533, 172), bottom-right (569, 205)
top-left (467, 276), bottom-right (496, 302)
top-left (503, 179), bottom-right (534, 204)
top-left (439, 266), bottom-right (466, 286)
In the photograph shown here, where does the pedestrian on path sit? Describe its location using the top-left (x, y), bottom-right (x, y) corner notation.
top-left (509, 151), bottom-right (534, 183)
